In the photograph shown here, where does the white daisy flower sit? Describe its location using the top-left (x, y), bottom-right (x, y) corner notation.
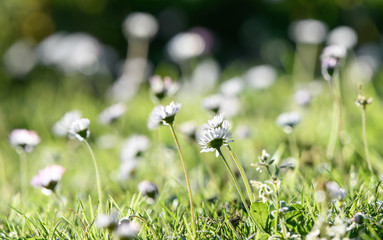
top-left (117, 220), bottom-right (141, 240)
top-left (276, 111), bottom-right (302, 133)
top-left (52, 110), bottom-right (82, 137)
top-left (325, 181), bottom-right (346, 201)
top-left (200, 113), bottom-right (229, 131)
top-left (30, 165), bottom-right (65, 195)
top-left (120, 135), bottom-right (151, 162)
top-left (9, 129), bottom-right (41, 153)
top-left (202, 94), bottom-right (223, 114)
top-left (69, 118), bottom-right (90, 141)
top-left (95, 212), bottom-right (119, 231)
top-left (149, 75), bottom-right (180, 101)
top-left (99, 103), bottom-right (126, 125)
top-left (138, 180), bottom-right (159, 204)
top-left (147, 101), bottom-right (181, 129)
top-left (220, 77), bottom-right (244, 97)
top-left (199, 126), bottom-right (234, 157)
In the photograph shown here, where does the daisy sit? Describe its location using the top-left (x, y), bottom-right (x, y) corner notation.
top-left (199, 126), bottom-right (234, 157)
top-left (52, 110), bottom-right (82, 137)
top-left (138, 180), bottom-right (158, 204)
top-left (149, 75), bottom-right (180, 101)
top-left (31, 165), bottom-right (65, 194)
top-left (147, 101), bottom-right (181, 129)
top-left (68, 118), bottom-right (90, 141)
top-left (120, 135), bottom-right (151, 161)
top-left (99, 103), bottom-right (126, 125)
top-left (9, 129), bottom-right (40, 153)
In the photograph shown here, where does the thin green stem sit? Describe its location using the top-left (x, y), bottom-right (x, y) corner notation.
top-left (129, 215), bottom-right (159, 240)
top-left (18, 150), bottom-right (27, 201)
top-left (217, 148), bottom-right (251, 217)
top-left (361, 107), bottom-right (373, 174)
top-left (326, 78), bottom-right (343, 162)
top-left (169, 124), bottom-right (196, 239)
top-left (84, 140), bottom-right (102, 214)
top-left (226, 145), bottom-right (254, 203)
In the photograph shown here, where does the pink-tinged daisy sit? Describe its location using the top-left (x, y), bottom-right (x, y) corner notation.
top-left (31, 165), bottom-right (65, 194)
top-left (9, 129), bottom-right (40, 152)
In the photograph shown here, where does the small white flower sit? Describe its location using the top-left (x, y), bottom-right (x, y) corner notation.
top-left (325, 181), bottom-right (346, 201)
top-left (9, 129), bottom-right (41, 152)
top-left (276, 111), bottom-right (302, 133)
top-left (120, 135), bottom-right (151, 162)
top-left (202, 94), bottom-right (223, 114)
top-left (321, 45), bottom-right (347, 60)
top-left (117, 220), bottom-right (141, 240)
top-left (138, 180), bottom-right (159, 204)
top-left (31, 165), bottom-right (65, 194)
top-left (200, 113), bottom-right (228, 131)
top-left (220, 77), bottom-right (244, 97)
top-left (99, 103), bottom-right (126, 125)
top-left (69, 118), bottom-right (90, 141)
top-left (327, 26), bottom-right (357, 49)
top-left (199, 126), bottom-right (234, 157)
top-left (53, 110), bottom-right (82, 137)
top-left (149, 75), bottom-right (180, 101)
top-left (119, 160), bottom-right (138, 181)
top-left (147, 101), bottom-right (181, 129)
top-left (167, 32), bottom-right (205, 62)
top-left (250, 180), bottom-right (274, 203)
top-left (95, 212), bottom-right (119, 231)
top-left (180, 121), bottom-right (198, 141)
top-left (294, 89), bottom-right (311, 106)
top-left (245, 65), bottom-right (277, 90)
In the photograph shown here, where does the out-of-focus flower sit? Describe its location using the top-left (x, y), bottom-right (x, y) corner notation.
top-left (119, 160), bottom-right (138, 181)
top-left (327, 26), bottom-right (357, 49)
top-left (123, 12), bottom-right (158, 40)
top-left (167, 32), bottom-right (205, 62)
top-left (276, 112), bottom-right (302, 134)
top-left (117, 220), bottom-right (141, 240)
top-left (138, 180), bottom-right (159, 203)
top-left (189, 59), bottom-right (220, 93)
top-left (149, 75), bottom-right (180, 101)
top-left (202, 94), bottom-right (223, 114)
top-left (37, 32), bottom-right (105, 75)
top-left (320, 45), bottom-right (346, 81)
top-left (53, 110), bottom-right (82, 137)
top-left (201, 113), bottom-right (227, 131)
top-left (234, 124), bottom-right (252, 140)
top-left (120, 135), bottom-right (151, 162)
top-left (99, 103), bottom-right (126, 125)
top-left (31, 165), bottom-right (65, 195)
top-left (180, 121), bottom-right (198, 141)
top-left (220, 77), bottom-right (244, 97)
top-left (294, 89), bottom-right (312, 106)
top-left (199, 115), bottom-right (233, 157)
top-left (69, 118), bottom-right (90, 141)
top-left (9, 129), bottom-right (41, 153)
top-left (289, 19), bottom-right (328, 44)
top-left (95, 212), bottom-right (119, 231)
top-left (245, 65), bottom-right (277, 90)
top-left (3, 40), bottom-right (37, 78)
top-left (326, 216), bottom-right (347, 238)
top-left (325, 181), bottom-right (346, 201)
top-left (148, 101), bottom-right (181, 129)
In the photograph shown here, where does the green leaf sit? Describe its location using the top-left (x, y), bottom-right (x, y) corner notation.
top-left (250, 202), bottom-right (270, 232)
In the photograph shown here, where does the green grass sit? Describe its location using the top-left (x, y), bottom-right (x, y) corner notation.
top-left (1, 60), bottom-right (383, 239)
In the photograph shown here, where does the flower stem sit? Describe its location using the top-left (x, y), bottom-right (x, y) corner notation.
top-left (18, 150), bottom-right (27, 200)
top-left (169, 124), bottom-right (196, 239)
top-left (84, 140), bottom-right (102, 214)
top-left (217, 148), bottom-right (251, 217)
top-left (129, 215), bottom-right (159, 240)
top-left (226, 145), bottom-right (254, 203)
top-left (326, 78), bottom-right (343, 162)
top-left (361, 106), bottom-right (373, 174)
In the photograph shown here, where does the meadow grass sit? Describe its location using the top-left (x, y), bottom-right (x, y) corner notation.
top-left (1, 65), bottom-right (383, 239)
